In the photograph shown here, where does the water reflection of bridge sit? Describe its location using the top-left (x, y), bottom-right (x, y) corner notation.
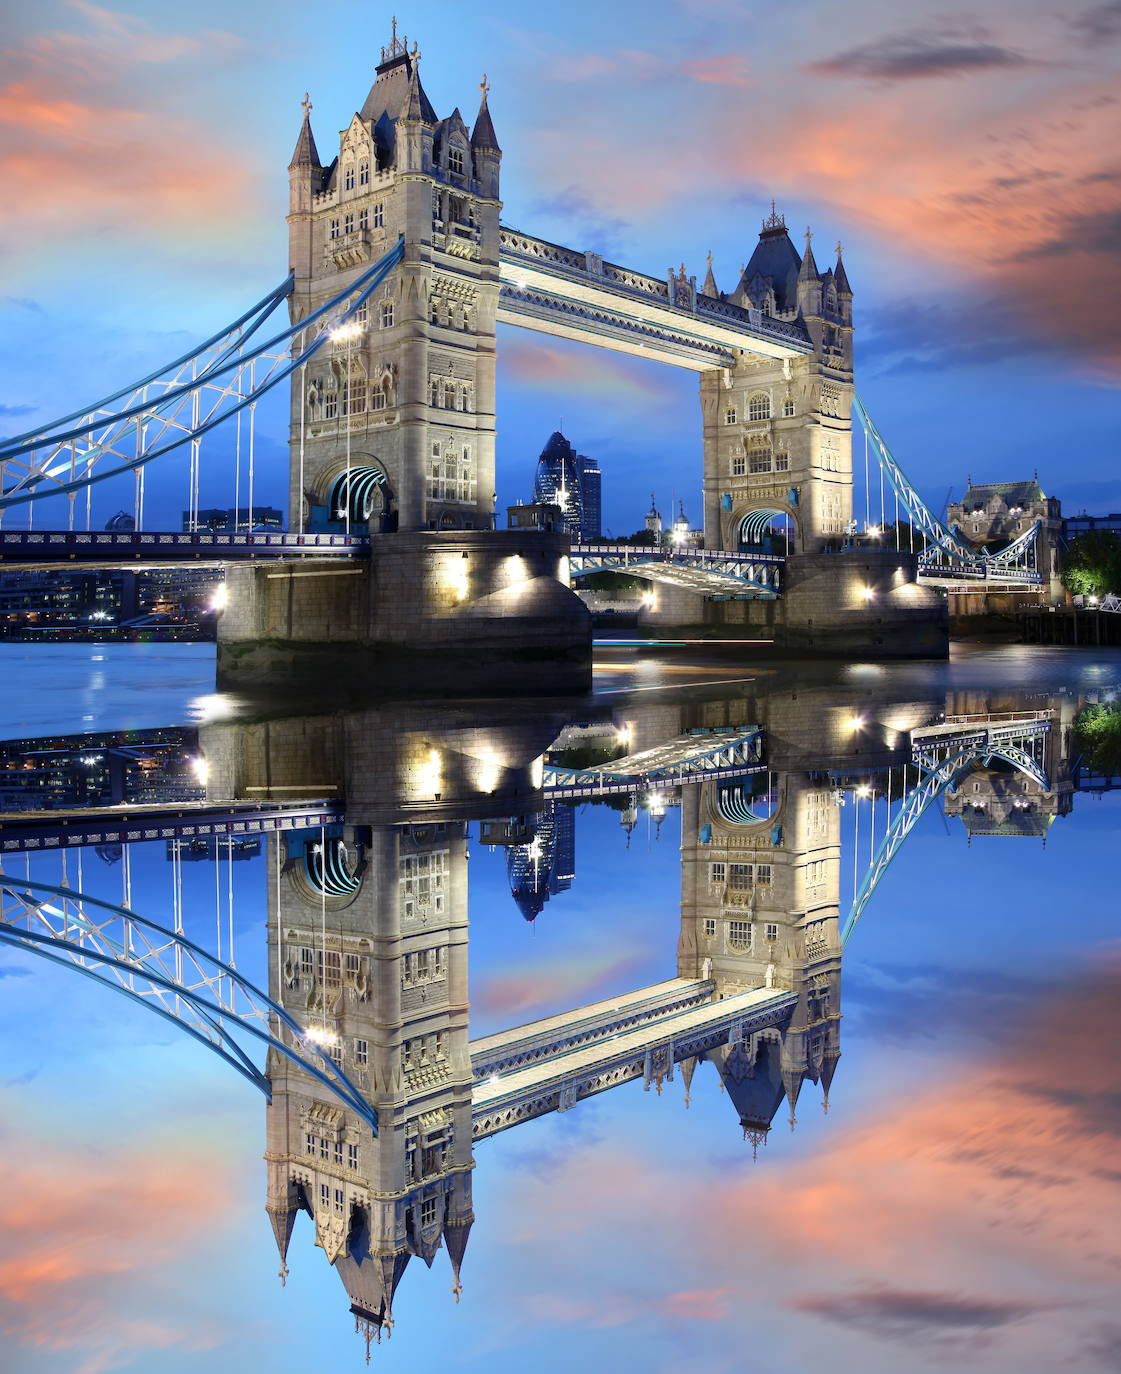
top-left (0, 681), bottom-right (1080, 1352)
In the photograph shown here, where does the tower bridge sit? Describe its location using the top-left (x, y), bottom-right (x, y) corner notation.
top-left (0, 24), bottom-right (1053, 680)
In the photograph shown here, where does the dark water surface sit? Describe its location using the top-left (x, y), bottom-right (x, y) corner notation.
top-left (0, 642), bottom-right (1118, 1374)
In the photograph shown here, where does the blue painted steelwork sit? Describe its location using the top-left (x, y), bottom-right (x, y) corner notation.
top-left (569, 543), bottom-right (784, 597)
top-left (842, 723), bottom-right (1053, 944)
top-left (0, 240), bottom-right (404, 514)
top-left (853, 393), bottom-right (1042, 585)
top-left (329, 466), bottom-right (388, 526)
top-left (544, 726), bottom-right (766, 799)
top-left (737, 509), bottom-right (792, 550)
top-left (0, 530), bottom-right (370, 565)
top-left (304, 834), bottom-right (364, 897)
top-left (0, 874), bottom-right (376, 1128)
top-left (715, 775), bottom-right (778, 825)
top-left (0, 801), bottom-right (345, 856)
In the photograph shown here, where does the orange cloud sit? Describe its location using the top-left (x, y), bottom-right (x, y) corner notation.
top-left (0, 6), bottom-right (258, 281)
top-left (486, 959), bottom-right (1121, 1366)
top-left (0, 1102), bottom-right (240, 1373)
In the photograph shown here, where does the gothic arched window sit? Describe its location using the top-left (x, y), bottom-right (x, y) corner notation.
top-left (343, 164), bottom-right (355, 192)
top-left (448, 144), bottom-right (465, 176)
top-left (748, 393), bottom-right (771, 422)
top-left (359, 160), bottom-right (369, 186)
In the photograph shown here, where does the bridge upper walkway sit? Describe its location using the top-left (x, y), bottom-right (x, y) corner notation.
top-left (470, 983), bottom-right (797, 1139)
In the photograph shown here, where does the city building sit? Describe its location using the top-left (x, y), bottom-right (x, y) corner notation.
top-left (183, 506), bottom-right (285, 533)
top-left (0, 728), bottom-right (202, 810)
top-left (504, 804), bottom-right (575, 921)
top-left (0, 565), bottom-right (220, 639)
top-left (1065, 512), bottom-right (1121, 540)
top-left (506, 500), bottom-right (564, 532)
top-left (946, 478), bottom-right (1064, 596)
top-left (533, 431), bottom-right (601, 540)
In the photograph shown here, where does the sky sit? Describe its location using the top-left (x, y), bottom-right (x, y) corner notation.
top-left (0, 0), bottom-right (1118, 535)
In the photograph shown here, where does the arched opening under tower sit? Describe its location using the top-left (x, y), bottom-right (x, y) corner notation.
top-left (715, 772), bottom-right (779, 825)
top-left (737, 508), bottom-right (796, 556)
top-left (325, 462), bottom-right (397, 534)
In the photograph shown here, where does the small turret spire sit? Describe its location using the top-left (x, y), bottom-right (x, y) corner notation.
top-left (702, 250), bottom-right (718, 298)
top-left (288, 93), bottom-right (321, 170)
top-left (799, 225), bottom-right (819, 279)
top-left (471, 73), bottom-right (500, 151)
top-left (833, 238), bottom-right (852, 296)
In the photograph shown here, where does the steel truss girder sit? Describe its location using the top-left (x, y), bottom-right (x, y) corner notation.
top-left (0, 240), bottom-right (405, 514)
top-left (569, 547), bottom-right (783, 596)
top-left (842, 735), bottom-right (1053, 945)
top-left (0, 875), bottom-right (376, 1129)
top-left (544, 727), bottom-right (766, 795)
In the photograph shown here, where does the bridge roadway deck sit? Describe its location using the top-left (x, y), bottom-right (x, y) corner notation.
top-left (470, 984), bottom-right (797, 1138)
top-left (544, 726), bottom-right (766, 800)
top-left (0, 799), bottom-right (345, 854)
top-left (470, 977), bottom-right (714, 1080)
top-left (0, 530), bottom-right (370, 569)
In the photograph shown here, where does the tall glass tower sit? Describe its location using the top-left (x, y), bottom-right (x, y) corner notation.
top-left (533, 431), bottom-right (601, 540)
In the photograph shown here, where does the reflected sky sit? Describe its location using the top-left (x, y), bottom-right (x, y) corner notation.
top-left (0, 644), bottom-right (1119, 1374)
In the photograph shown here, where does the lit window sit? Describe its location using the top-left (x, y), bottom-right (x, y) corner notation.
top-left (381, 301), bottom-right (394, 329)
top-left (748, 393), bottom-right (771, 421)
top-left (373, 202), bottom-right (385, 229)
top-left (725, 407), bottom-right (737, 425)
top-left (782, 398), bottom-right (795, 417)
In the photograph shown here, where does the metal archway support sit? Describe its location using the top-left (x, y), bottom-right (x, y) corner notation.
top-left (842, 740), bottom-right (1053, 946)
top-left (0, 874), bottom-right (376, 1130)
top-left (0, 240), bottom-right (405, 515)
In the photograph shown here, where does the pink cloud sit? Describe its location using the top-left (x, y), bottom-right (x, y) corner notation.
top-left (499, 336), bottom-right (670, 404)
top-left (473, 947), bottom-right (649, 1021)
top-left (0, 1102), bottom-right (241, 1372)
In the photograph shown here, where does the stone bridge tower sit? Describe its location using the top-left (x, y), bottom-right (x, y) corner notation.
top-left (700, 211), bottom-right (854, 556)
top-left (287, 25), bottom-right (501, 534)
top-left (677, 770), bottom-right (843, 1144)
top-left (263, 818), bottom-right (474, 1350)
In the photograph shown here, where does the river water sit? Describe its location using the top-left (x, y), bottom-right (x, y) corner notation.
top-left (0, 641), bottom-right (1118, 1374)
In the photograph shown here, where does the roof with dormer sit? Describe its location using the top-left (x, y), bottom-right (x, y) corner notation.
top-left (962, 480), bottom-right (1047, 504)
top-left (360, 50), bottom-right (438, 125)
top-left (742, 215), bottom-right (804, 313)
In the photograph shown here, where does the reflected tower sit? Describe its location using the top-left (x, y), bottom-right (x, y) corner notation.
top-left (678, 771), bottom-right (842, 1148)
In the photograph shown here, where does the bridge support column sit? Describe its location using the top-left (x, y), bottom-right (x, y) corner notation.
top-left (216, 531), bottom-right (591, 697)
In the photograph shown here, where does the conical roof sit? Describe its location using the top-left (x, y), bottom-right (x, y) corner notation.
top-left (289, 107), bottom-right (321, 170)
top-left (471, 87), bottom-right (500, 151)
top-left (742, 216), bottom-right (803, 312)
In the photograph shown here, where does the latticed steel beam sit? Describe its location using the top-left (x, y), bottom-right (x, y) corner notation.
top-left (853, 392), bottom-right (1042, 584)
top-left (569, 545), bottom-right (784, 596)
top-left (842, 733), bottom-right (1053, 945)
top-left (0, 240), bottom-right (404, 515)
top-left (544, 727), bottom-right (766, 797)
top-left (0, 874), bottom-right (376, 1128)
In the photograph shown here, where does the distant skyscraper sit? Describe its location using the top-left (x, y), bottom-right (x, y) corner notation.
top-left (533, 431), bottom-right (601, 540)
top-left (505, 804), bottom-right (576, 921)
top-left (575, 453), bottom-right (602, 540)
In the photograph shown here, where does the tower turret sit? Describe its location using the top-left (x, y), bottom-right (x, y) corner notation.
top-left (796, 227), bottom-right (822, 319)
top-left (470, 75), bottom-right (502, 200)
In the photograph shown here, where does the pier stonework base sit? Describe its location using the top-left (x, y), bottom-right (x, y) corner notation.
top-left (216, 531), bottom-right (591, 696)
top-left (644, 552), bottom-right (948, 658)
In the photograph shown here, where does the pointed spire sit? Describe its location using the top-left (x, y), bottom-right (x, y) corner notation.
top-left (702, 250), bottom-right (718, 298)
top-left (833, 239), bottom-right (852, 295)
top-left (799, 226), bottom-right (819, 280)
top-left (471, 73), bottom-right (501, 150)
top-left (402, 58), bottom-right (429, 122)
top-left (288, 93), bottom-right (321, 170)
top-left (783, 1066), bottom-right (804, 1130)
